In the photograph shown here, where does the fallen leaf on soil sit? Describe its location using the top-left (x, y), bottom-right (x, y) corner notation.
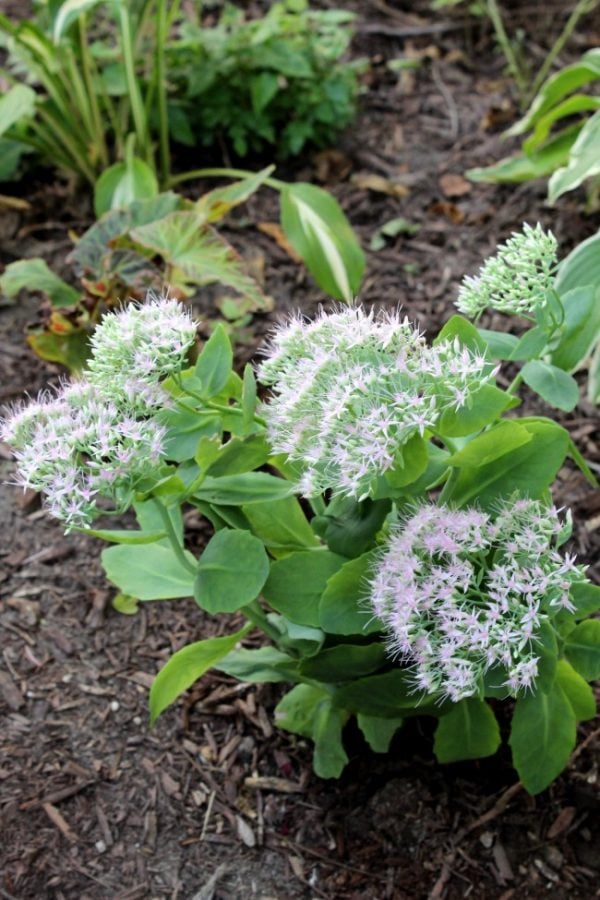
top-left (430, 200), bottom-right (465, 224)
top-left (547, 806), bottom-right (577, 839)
top-left (0, 194), bottom-right (30, 211)
top-left (351, 172), bottom-right (409, 198)
top-left (439, 173), bottom-right (471, 198)
top-left (257, 222), bottom-right (302, 262)
top-left (313, 148), bottom-right (353, 183)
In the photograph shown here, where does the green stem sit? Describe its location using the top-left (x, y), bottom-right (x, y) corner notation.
top-left (151, 497), bottom-right (197, 575)
top-left (118, 3), bottom-right (151, 165)
top-left (524, 0), bottom-right (599, 109)
top-left (485, 0), bottom-right (528, 98)
top-left (78, 14), bottom-right (109, 169)
top-left (168, 165), bottom-right (285, 191)
top-left (507, 372), bottom-right (523, 396)
top-left (243, 600), bottom-right (283, 644)
top-left (154, 0), bottom-right (175, 186)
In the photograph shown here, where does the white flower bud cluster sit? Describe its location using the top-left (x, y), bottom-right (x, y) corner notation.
top-left (369, 499), bottom-right (584, 703)
top-left (258, 307), bottom-right (491, 500)
top-left (1, 297), bottom-right (197, 529)
top-left (455, 223), bottom-right (558, 319)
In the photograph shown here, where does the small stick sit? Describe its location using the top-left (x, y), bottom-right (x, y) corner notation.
top-left (42, 802), bottom-right (77, 842)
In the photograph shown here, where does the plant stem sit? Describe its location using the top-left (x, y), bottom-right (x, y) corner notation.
top-left (78, 14), bottom-right (109, 169)
top-left (168, 166), bottom-right (285, 191)
top-left (243, 600), bottom-right (283, 644)
top-left (507, 372), bottom-right (523, 395)
top-left (151, 497), bottom-right (197, 575)
top-left (154, 0), bottom-right (176, 186)
top-left (118, 3), bottom-right (152, 165)
top-left (524, 0), bottom-right (599, 108)
top-left (485, 0), bottom-right (528, 99)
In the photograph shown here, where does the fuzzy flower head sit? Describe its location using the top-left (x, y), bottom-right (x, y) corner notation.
top-left (1, 295), bottom-right (197, 529)
top-left (2, 381), bottom-right (166, 528)
top-left (456, 223), bottom-right (558, 319)
top-left (87, 296), bottom-right (197, 410)
top-left (369, 498), bottom-right (584, 702)
top-left (258, 306), bottom-right (492, 500)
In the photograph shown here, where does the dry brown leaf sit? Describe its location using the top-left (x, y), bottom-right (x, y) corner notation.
top-left (0, 194), bottom-right (30, 211)
top-left (430, 200), bottom-right (464, 224)
top-left (257, 221), bottom-right (302, 263)
top-left (439, 173), bottom-right (471, 198)
top-left (351, 172), bottom-right (409, 198)
top-left (313, 148), bottom-right (353, 183)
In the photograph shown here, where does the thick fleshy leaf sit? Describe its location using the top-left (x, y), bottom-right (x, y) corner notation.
top-left (318, 550), bottom-right (382, 635)
top-left (434, 699), bottom-right (501, 763)
top-left (555, 233), bottom-right (600, 295)
top-left (521, 360), bottom-right (580, 411)
top-left (274, 684), bottom-right (349, 779)
top-left (551, 286), bottom-right (600, 372)
top-left (509, 682), bottom-right (576, 795)
top-left (194, 529), bottom-right (269, 614)
top-left (194, 324), bottom-right (233, 399)
top-left (467, 124), bottom-right (580, 184)
top-left (149, 627), bottom-right (249, 723)
top-left (216, 646), bottom-right (299, 683)
top-left (280, 182), bottom-right (364, 302)
top-left (263, 550), bottom-right (346, 627)
top-left (564, 619), bottom-right (600, 681)
top-left (555, 659), bottom-right (597, 722)
top-left (357, 714), bottom-right (403, 753)
top-left (194, 472), bottom-right (293, 505)
top-left (102, 542), bottom-right (196, 600)
top-left (300, 643), bottom-right (386, 682)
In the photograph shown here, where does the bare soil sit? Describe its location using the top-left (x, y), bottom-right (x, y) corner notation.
top-left (1, 2), bottom-right (600, 898)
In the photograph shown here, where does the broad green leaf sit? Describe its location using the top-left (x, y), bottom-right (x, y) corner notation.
top-left (263, 550), bottom-right (346, 627)
top-left (555, 234), bottom-right (600, 295)
top-left (445, 419), bottom-right (569, 509)
top-left (250, 73), bottom-right (279, 113)
top-left (357, 713), bottom-right (403, 753)
top-left (207, 435), bottom-right (270, 477)
top-left (555, 659), bottom-right (597, 722)
top-left (102, 542), bottom-right (196, 600)
top-left (524, 95), bottom-right (600, 153)
top-left (551, 286), bottom-right (600, 372)
top-left (508, 325), bottom-right (550, 361)
top-left (521, 360), bottom-right (580, 411)
top-left (26, 328), bottom-right (90, 372)
top-left (564, 619), bottom-right (600, 681)
top-left (0, 258), bottom-right (80, 307)
top-left (196, 167), bottom-right (274, 223)
top-left (509, 682), bottom-right (576, 794)
top-left (300, 643), bottom-right (386, 681)
top-left (0, 138), bottom-right (29, 181)
top-left (385, 433), bottom-right (429, 487)
top-left (280, 182), bottom-right (364, 302)
top-left (271, 615), bottom-right (325, 658)
top-left (159, 408), bottom-right (221, 462)
top-left (508, 49), bottom-right (600, 135)
top-left (194, 472), bottom-right (293, 505)
top-left (194, 529), bottom-right (269, 614)
top-left (434, 699), bottom-right (501, 763)
top-left (447, 421), bottom-right (532, 468)
top-left (467, 124), bottom-right (580, 184)
top-left (194, 324), bottom-right (233, 398)
top-left (149, 627), bottom-right (249, 723)
top-left (242, 496), bottom-right (319, 551)
top-left (569, 581), bottom-right (600, 620)
top-left (549, 110), bottom-right (600, 202)
top-left (434, 314), bottom-right (488, 354)
top-left (0, 84), bottom-right (36, 136)
top-left (84, 528), bottom-right (166, 544)
top-left (319, 550), bottom-right (382, 635)
top-left (94, 156), bottom-right (158, 217)
top-left (312, 496), bottom-right (391, 558)
top-left (130, 210), bottom-right (268, 309)
top-left (134, 498), bottom-right (183, 541)
top-left (333, 669), bottom-right (424, 717)
top-left (52, 0), bottom-right (106, 42)
top-left (216, 645), bottom-right (299, 683)
top-left (274, 684), bottom-right (349, 779)
top-left (438, 385), bottom-right (516, 438)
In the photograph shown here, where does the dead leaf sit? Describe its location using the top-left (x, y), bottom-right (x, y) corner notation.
top-left (313, 149), bottom-right (353, 183)
top-left (0, 194), bottom-right (30, 211)
top-left (236, 815), bottom-right (256, 847)
top-left (430, 201), bottom-right (464, 224)
top-left (257, 222), bottom-right (302, 262)
top-left (351, 171), bottom-right (409, 199)
top-left (439, 174), bottom-right (471, 198)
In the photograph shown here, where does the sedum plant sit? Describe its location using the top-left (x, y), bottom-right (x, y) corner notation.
top-left (3, 227), bottom-right (600, 796)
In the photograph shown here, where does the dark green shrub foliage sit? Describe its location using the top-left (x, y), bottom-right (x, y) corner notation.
top-left (168, 0), bottom-right (361, 157)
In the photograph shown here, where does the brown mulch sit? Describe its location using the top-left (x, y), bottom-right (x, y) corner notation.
top-left (1, 2), bottom-right (600, 898)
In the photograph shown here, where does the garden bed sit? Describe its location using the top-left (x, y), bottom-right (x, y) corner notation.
top-left (1, 2), bottom-right (599, 897)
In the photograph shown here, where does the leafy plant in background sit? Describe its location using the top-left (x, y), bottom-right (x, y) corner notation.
top-left (3, 226), bottom-right (600, 796)
top-left (166, 0), bottom-right (361, 158)
top-left (468, 47), bottom-right (600, 204)
top-left (0, 0), bottom-right (361, 193)
top-left (0, 167), bottom-right (365, 369)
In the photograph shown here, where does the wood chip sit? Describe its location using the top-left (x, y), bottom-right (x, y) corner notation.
top-left (439, 173), bottom-right (472, 197)
top-left (547, 806), bottom-right (577, 840)
top-left (244, 775), bottom-right (303, 793)
top-left (42, 802), bottom-right (77, 842)
top-left (236, 814), bottom-right (256, 848)
top-left (351, 171), bottom-right (409, 198)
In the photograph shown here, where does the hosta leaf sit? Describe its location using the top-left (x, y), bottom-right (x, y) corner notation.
top-left (548, 110), bottom-right (600, 202)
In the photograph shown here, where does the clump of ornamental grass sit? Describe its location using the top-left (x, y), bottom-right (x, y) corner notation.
top-left (455, 223), bottom-right (558, 319)
top-left (1, 297), bottom-right (197, 529)
top-left (258, 306), bottom-right (493, 500)
top-left (370, 499), bottom-right (584, 702)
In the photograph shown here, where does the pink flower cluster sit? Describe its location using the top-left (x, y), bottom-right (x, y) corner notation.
top-left (369, 499), bottom-right (584, 702)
